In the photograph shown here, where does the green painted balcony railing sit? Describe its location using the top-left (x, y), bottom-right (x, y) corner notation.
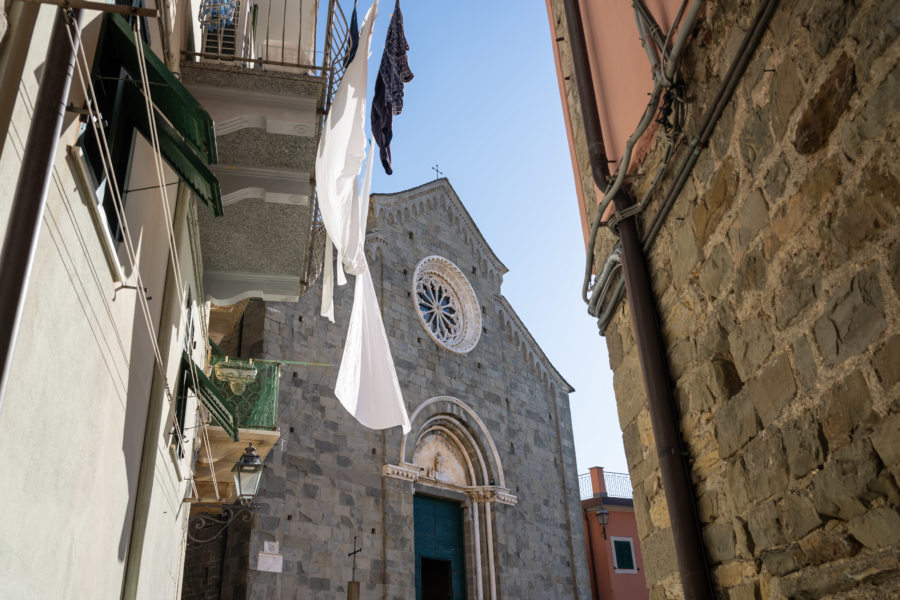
top-left (208, 354), bottom-right (281, 430)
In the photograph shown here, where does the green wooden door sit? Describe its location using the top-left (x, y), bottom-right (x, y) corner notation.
top-left (414, 495), bottom-right (467, 600)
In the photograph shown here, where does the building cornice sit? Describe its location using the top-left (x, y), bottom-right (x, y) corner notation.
top-left (382, 462), bottom-right (517, 506)
top-left (496, 294), bottom-right (574, 394)
top-left (372, 179), bottom-right (508, 287)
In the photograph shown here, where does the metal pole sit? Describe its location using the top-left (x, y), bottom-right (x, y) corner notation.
top-left (0, 2), bottom-right (41, 160)
top-left (0, 7), bottom-right (82, 409)
top-left (616, 198), bottom-right (715, 599)
top-left (560, 0), bottom-right (715, 598)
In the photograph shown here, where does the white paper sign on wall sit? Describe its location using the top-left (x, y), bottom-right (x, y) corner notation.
top-left (257, 541), bottom-right (283, 573)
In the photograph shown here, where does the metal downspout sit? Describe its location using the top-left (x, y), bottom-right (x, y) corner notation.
top-left (582, 508), bottom-right (600, 600)
top-left (0, 7), bottom-right (82, 408)
top-left (0, 1), bottom-right (41, 160)
top-left (560, 1), bottom-right (715, 598)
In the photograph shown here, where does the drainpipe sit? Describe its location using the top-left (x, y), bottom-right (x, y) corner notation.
top-left (560, 1), bottom-right (715, 599)
top-left (0, 7), bottom-right (82, 409)
top-left (582, 508), bottom-right (600, 600)
top-left (0, 1), bottom-right (40, 159)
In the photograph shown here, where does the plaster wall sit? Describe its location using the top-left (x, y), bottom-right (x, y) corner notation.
top-left (0, 7), bottom-right (208, 598)
top-left (545, 0), bottom-right (683, 240)
top-left (584, 506), bottom-right (648, 600)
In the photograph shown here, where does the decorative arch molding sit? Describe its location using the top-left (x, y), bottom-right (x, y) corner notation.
top-left (383, 396), bottom-right (515, 505)
top-left (371, 180), bottom-right (508, 287)
top-left (495, 295), bottom-right (574, 395)
top-left (364, 232), bottom-right (388, 263)
top-left (383, 396), bottom-right (515, 600)
top-left (404, 397), bottom-right (506, 487)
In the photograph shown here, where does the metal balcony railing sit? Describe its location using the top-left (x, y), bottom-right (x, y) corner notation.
top-left (208, 354), bottom-right (281, 430)
top-left (578, 472), bottom-right (593, 501)
top-left (578, 470), bottom-right (634, 500)
top-left (186, 0), bottom-right (350, 112)
top-left (185, 1), bottom-right (350, 292)
top-left (604, 471), bottom-right (634, 499)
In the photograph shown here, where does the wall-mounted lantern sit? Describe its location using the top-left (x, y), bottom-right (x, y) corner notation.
top-left (232, 443), bottom-right (265, 505)
top-left (595, 507), bottom-right (610, 539)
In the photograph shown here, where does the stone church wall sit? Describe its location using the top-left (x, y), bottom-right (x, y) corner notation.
top-left (205, 181), bottom-right (591, 599)
top-left (591, 0), bottom-right (900, 598)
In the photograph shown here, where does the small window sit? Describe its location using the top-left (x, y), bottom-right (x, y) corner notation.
top-left (76, 69), bottom-right (135, 244)
top-left (171, 293), bottom-right (196, 457)
top-left (611, 537), bottom-right (637, 573)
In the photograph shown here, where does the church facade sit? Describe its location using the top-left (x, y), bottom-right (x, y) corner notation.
top-left (184, 179), bottom-right (590, 599)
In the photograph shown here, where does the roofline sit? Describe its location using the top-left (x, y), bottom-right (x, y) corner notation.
top-left (497, 295), bottom-right (575, 394)
top-left (371, 178), bottom-right (509, 275)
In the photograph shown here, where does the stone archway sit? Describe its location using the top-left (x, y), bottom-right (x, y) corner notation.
top-left (383, 396), bottom-right (516, 600)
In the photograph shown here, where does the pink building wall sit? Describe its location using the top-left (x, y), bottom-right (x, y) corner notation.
top-left (546, 0), bottom-right (683, 243)
top-left (582, 468), bottom-right (648, 600)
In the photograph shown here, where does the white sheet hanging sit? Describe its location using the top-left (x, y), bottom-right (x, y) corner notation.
top-left (335, 264), bottom-right (411, 434)
top-left (317, 0), bottom-right (378, 321)
top-left (343, 135), bottom-right (375, 276)
top-left (314, 0), bottom-right (410, 434)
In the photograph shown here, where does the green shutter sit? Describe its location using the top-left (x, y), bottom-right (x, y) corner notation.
top-left (209, 338), bottom-right (226, 357)
top-left (183, 351), bottom-right (239, 441)
top-left (122, 84), bottom-right (223, 215)
top-left (104, 14), bottom-right (217, 164)
top-left (614, 539), bottom-right (635, 570)
top-left (100, 14), bottom-right (223, 216)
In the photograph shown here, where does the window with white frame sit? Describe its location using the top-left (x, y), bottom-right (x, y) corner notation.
top-left (610, 536), bottom-right (638, 573)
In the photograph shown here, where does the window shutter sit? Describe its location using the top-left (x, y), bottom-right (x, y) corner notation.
top-left (614, 540), bottom-right (635, 570)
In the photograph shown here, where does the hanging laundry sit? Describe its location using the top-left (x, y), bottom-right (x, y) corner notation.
top-left (315, 0), bottom-right (410, 434)
top-left (317, 0), bottom-right (378, 322)
top-left (335, 263), bottom-right (410, 434)
top-left (371, 0), bottom-right (413, 175)
top-left (333, 141), bottom-right (409, 433)
top-left (343, 0), bottom-right (360, 69)
top-left (334, 142), bottom-right (409, 434)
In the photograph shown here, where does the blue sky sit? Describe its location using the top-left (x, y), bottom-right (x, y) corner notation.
top-left (338, 0), bottom-right (629, 474)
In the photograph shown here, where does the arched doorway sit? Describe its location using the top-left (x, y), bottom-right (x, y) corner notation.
top-left (383, 396), bottom-right (517, 600)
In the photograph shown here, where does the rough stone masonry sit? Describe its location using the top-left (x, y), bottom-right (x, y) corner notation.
top-left (185, 179), bottom-right (591, 599)
top-left (559, 0), bottom-right (900, 598)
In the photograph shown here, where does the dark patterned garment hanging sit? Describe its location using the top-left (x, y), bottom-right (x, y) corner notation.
top-left (343, 0), bottom-right (360, 69)
top-left (371, 0), bottom-right (413, 175)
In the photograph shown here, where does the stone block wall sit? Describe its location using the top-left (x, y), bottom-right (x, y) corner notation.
top-left (197, 181), bottom-right (591, 599)
top-left (596, 0), bottom-right (900, 598)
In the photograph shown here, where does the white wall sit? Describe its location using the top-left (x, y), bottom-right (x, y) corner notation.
top-left (0, 6), bottom-right (206, 598)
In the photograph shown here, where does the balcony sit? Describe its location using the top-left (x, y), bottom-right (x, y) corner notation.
top-left (181, 0), bottom-right (348, 305)
top-left (194, 354), bottom-right (283, 503)
top-left (578, 469), bottom-right (634, 501)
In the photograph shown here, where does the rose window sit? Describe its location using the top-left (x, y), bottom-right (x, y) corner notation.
top-left (412, 256), bottom-right (481, 353)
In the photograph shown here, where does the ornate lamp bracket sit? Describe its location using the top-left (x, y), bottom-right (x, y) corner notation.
top-left (187, 503), bottom-right (259, 544)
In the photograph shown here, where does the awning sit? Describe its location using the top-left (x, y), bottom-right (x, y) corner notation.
top-left (183, 351), bottom-right (239, 442)
top-left (97, 14), bottom-right (222, 215)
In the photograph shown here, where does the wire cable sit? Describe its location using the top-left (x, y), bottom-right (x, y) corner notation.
top-left (66, 14), bottom-right (190, 451)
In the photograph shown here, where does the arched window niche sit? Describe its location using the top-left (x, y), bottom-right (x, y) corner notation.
top-left (383, 396), bottom-right (516, 600)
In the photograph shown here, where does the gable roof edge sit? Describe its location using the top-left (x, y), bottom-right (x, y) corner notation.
top-left (372, 179), bottom-right (509, 285)
top-left (496, 295), bottom-right (575, 395)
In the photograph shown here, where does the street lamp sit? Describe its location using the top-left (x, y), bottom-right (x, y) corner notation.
top-left (232, 443), bottom-right (265, 505)
top-left (595, 507), bottom-right (609, 539)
